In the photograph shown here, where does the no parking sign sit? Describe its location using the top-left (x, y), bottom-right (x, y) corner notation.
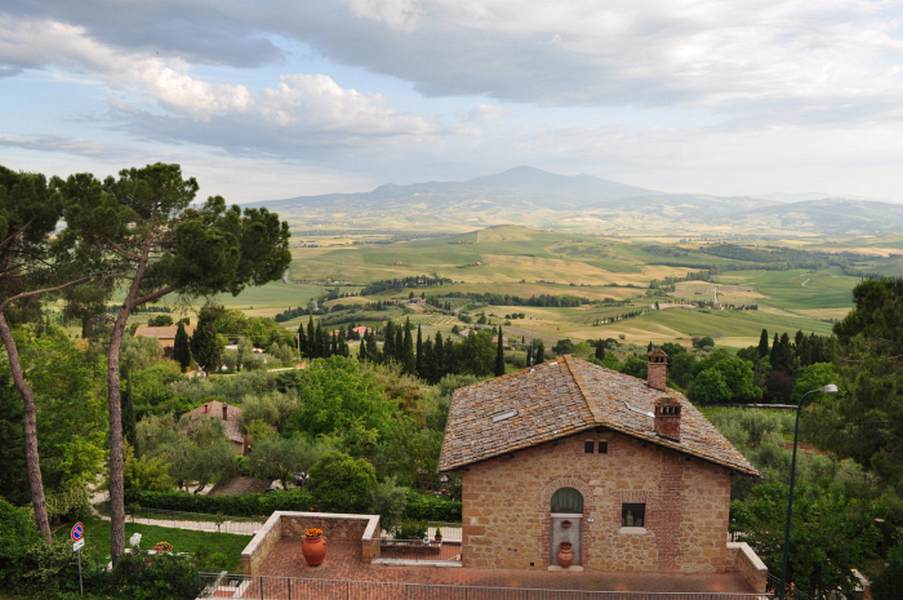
top-left (70, 521), bottom-right (85, 596)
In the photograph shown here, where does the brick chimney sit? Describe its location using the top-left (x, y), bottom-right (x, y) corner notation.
top-left (647, 348), bottom-right (668, 391)
top-left (654, 396), bottom-right (682, 441)
top-left (203, 403), bottom-right (209, 414)
top-left (222, 404), bottom-right (228, 420)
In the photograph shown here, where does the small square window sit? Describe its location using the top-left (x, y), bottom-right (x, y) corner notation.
top-left (598, 441), bottom-right (608, 454)
top-left (622, 503), bottom-right (645, 527)
top-left (584, 441), bottom-right (595, 454)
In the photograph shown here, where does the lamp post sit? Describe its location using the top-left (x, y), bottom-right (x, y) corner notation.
top-left (779, 383), bottom-right (838, 599)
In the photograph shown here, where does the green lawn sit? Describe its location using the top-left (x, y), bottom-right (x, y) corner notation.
top-left (56, 518), bottom-right (251, 572)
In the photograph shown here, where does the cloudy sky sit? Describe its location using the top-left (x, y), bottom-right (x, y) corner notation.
top-left (1, 0), bottom-right (902, 202)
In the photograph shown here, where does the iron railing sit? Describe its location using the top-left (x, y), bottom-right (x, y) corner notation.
top-left (198, 572), bottom-right (773, 600)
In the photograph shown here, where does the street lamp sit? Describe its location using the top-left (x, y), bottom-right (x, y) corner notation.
top-left (779, 383), bottom-right (838, 599)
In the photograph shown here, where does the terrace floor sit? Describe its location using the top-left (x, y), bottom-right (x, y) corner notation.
top-left (257, 540), bottom-right (755, 593)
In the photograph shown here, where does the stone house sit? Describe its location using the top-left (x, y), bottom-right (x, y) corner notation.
top-left (439, 351), bottom-right (765, 585)
top-left (181, 400), bottom-right (247, 455)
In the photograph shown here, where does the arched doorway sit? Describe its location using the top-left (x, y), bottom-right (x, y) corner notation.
top-left (550, 487), bottom-right (583, 566)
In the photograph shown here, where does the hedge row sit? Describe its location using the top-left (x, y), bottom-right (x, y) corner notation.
top-left (404, 491), bottom-right (461, 523)
top-left (127, 489), bottom-right (462, 523)
top-left (126, 489), bottom-right (315, 518)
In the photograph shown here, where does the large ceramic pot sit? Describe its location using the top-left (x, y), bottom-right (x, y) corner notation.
top-left (301, 534), bottom-right (327, 567)
top-left (557, 542), bottom-right (574, 569)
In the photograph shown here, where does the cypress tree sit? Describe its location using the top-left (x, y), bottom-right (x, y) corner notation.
top-left (415, 324), bottom-right (424, 377)
top-left (358, 334), bottom-right (367, 361)
top-left (384, 321), bottom-right (395, 361)
top-left (526, 341), bottom-right (533, 366)
top-left (191, 317), bottom-right (222, 373)
top-left (433, 331), bottom-right (445, 381)
top-left (495, 326), bottom-right (505, 376)
top-left (594, 340), bottom-right (605, 361)
top-left (172, 321), bottom-right (192, 372)
top-left (306, 315), bottom-right (315, 355)
top-left (534, 340), bottom-right (545, 364)
top-left (395, 328), bottom-right (404, 363)
top-left (297, 321), bottom-right (308, 357)
top-left (367, 331), bottom-right (379, 360)
top-left (402, 318), bottom-right (415, 374)
top-left (757, 328), bottom-right (769, 358)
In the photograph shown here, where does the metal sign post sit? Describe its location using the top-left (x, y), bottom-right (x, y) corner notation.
top-left (70, 521), bottom-right (85, 597)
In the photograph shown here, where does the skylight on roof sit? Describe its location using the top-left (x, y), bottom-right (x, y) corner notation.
top-left (491, 409), bottom-right (518, 423)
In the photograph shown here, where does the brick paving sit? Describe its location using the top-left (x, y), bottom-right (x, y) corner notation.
top-left (256, 540), bottom-right (754, 593)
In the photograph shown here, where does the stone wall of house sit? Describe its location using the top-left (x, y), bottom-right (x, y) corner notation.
top-left (461, 430), bottom-right (735, 574)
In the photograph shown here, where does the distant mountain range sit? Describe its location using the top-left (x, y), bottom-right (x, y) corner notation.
top-left (248, 166), bottom-right (903, 235)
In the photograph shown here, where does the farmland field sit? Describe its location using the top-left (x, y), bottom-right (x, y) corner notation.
top-left (143, 225), bottom-right (902, 349)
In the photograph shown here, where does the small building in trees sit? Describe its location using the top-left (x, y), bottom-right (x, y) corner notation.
top-left (133, 323), bottom-right (195, 357)
top-left (181, 400), bottom-right (247, 455)
top-left (439, 352), bottom-right (766, 592)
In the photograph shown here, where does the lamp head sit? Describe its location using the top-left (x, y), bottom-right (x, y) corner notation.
top-left (821, 383), bottom-right (839, 394)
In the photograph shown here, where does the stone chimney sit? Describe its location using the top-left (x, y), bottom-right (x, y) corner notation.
top-left (647, 348), bottom-right (668, 391)
top-left (654, 396), bottom-right (682, 441)
top-left (222, 404), bottom-right (228, 420)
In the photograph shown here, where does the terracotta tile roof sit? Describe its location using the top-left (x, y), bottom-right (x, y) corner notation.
top-left (181, 400), bottom-right (244, 444)
top-left (439, 355), bottom-right (759, 477)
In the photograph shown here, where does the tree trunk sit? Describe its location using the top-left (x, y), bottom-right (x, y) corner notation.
top-left (0, 311), bottom-right (52, 543)
top-left (107, 304), bottom-right (130, 560)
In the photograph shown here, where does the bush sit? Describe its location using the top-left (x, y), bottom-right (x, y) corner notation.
top-left (107, 551), bottom-right (201, 600)
top-left (396, 519), bottom-right (428, 539)
top-left (404, 490), bottom-right (462, 522)
top-left (126, 488), bottom-right (315, 517)
top-left (308, 452), bottom-right (377, 513)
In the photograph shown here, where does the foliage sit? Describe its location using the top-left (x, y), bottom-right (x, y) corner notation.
top-left (129, 361), bottom-right (184, 416)
top-left (371, 477), bottom-right (408, 533)
top-left (239, 392), bottom-right (298, 433)
top-left (246, 434), bottom-right (325, 489)
top-left (126, 488), bottom-right (316, 517)
top-left (0, 326), bottom-right (106, 505)
top-left (404, 490), bottom-right (462, 522)
top-left (106, 550), bottom-right (201, 600)
top-left (0, 497), bottom-right (38, 561)
top-left (732, 482), bottom-right (879, 598)
top-left (396, 519), bottom-right (428, 539)
top-left (307, 451), bottom-right (378, 513)
top-left (191, 308), bottom-right (223, 373)
top-left (822, 278), bottom-right (903, 495)
top-left (124, 443), bottom-right (175, 494)
top-left (120, 336), bottom-right (165, 374)
top-left (871, 544), bottom-right (903, 600)
top-left (173, 322), bottom-right (191, 371)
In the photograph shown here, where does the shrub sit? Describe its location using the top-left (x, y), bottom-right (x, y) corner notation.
top-left (107, 551), bottom-right (201, 600)
top-left (126, 488), bottom-right (315, 517)
top-left (404, 490), bottom-right (461, 522)
top-left (308, 452), bottom-right (377, 513)
top-left (396, 519), bottom-right (428, 539)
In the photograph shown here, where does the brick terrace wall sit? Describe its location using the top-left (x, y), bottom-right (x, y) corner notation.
top-left (241, 512), bottom-right (381, 575)
top-left (727, 542), bottom-right (768, 593)
top-left (461, 430), bottom-right (735, 574)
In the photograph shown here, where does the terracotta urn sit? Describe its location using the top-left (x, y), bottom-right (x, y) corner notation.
top-left (557, 542), bottom-right (574, 569)
top-left (301, 529), bottom-right (327, 567)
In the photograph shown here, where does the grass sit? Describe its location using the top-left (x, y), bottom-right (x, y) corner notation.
top-left (715, 269), bottom-right (858, 310)
top-left (56, 517), bottom-right (251, 572)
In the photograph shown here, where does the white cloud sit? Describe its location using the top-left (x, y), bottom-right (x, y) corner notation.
top-left (0, 16), bottom-right (251, 118)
